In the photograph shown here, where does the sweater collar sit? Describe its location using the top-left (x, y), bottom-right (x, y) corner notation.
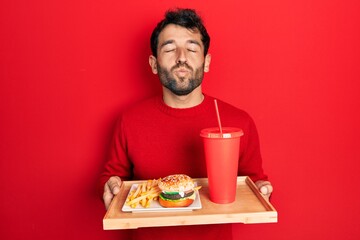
top-left (156, 94), bottom-right (214, 118)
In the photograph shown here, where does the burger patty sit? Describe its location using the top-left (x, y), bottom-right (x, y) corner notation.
top-left (160, 190), bottom-right (194, 200)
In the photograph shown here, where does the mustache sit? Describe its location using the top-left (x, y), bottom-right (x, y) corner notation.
top-left (171, 62), bottom-right (193, 71)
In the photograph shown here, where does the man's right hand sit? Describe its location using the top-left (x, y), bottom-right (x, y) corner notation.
top-left (103, 176), bottom-right (122, 210)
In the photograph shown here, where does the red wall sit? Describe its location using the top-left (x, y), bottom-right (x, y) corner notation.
top-left (1, 0), bottom-right (359, 239)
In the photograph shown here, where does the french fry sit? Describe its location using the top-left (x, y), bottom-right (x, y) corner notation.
top-left (141, 182), bottom-right (146, 192)
top-left (127, 192), bottom-right (151, 206)
top-left (145, 196), bottom-right (154, 208)
top-left (125, 180), bottom-right (162, 208)
top-left (130, 185), bottom-right (141, 200)
top-left (146, 179), bottom-right (152, 190)
top-left (125, 190), bottom-right (135, 203)
top-left (150, 179), bottom-right (158, 188)
top-left (140, 198), bottom-right (146, 207)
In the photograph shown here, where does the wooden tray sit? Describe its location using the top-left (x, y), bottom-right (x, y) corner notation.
top-left (103, 176), bottom-right (277, 229)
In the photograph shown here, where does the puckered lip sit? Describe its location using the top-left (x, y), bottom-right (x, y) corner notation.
top-left (173, 67), bottom-right (191, 73)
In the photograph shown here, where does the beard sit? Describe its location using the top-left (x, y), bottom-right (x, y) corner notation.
top-left (157, 61), bottom-right (205, 96)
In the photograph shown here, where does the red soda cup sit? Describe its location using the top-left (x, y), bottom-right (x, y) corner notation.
top-left (200, 127), bottom-right (244, 204)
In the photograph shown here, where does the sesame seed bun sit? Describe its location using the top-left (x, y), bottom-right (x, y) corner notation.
top-left (158, 174), bottom-right (195, 192)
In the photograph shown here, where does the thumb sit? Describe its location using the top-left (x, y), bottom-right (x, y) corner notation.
top-left (260, 184), bottom-right (273, 195)
top-left (255, 180), bottom-right (273, 195)
top-left (103, 176), bottom-right (122, 210)
top-left (260, 185), bottom-right (269, 195)
top-left (108, 176), bottom-right (121, 195)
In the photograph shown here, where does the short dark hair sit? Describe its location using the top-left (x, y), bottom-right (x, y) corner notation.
top-left (150, 8), bottom-right (210, 57)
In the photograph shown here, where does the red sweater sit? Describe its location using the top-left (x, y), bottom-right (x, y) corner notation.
top-left (100, 94), bottom-right (267, 240)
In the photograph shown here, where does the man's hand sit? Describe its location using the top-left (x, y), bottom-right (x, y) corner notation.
top-left (255, 180), bottom-right (273, 201)
top-left (103, 176), bottom-right (122, 210)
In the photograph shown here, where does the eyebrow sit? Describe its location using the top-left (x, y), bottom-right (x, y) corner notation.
top-left (160, 40), bottom-right (175, 49)
top-left (159, 39), bottom-right (202, 49)
top-left (188, 39), bottom-right (201, 46)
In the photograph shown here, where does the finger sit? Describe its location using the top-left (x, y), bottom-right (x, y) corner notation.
top-left (103, 182), bottom-right (114, 209)
top-left (260, 186), bottom-right (268, 195)
top-left (262, 193), bottom-right (270, 201)
top-left (103, 191), bottom-right (114, 210)
top-left (255, 181), bottom-right (273, 192)
top-left (260, 184), bottom-right (273, 196)
top-left (109, 177), bottom-right (121, 195)
top-left (263, 184), bottom-right (273, 194)
top-left (103, 177), bottom-right (122, 210)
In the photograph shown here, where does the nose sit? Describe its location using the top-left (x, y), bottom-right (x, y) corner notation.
top-left (176, 48), bottom-right (187, 64)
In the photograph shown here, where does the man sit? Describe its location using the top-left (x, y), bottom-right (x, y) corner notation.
top-left (101, 8), bottom-right (273, 240)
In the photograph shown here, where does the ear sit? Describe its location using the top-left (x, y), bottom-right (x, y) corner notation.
top-left (149, 55), bottom-right (158, 74)
top-left (204, 53), bottom-right (211, 73)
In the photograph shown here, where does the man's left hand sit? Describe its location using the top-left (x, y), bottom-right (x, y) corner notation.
top-left (255, 180), bottom-right (273, 200)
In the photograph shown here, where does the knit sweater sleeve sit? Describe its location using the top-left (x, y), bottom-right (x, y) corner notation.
top-left (98, 116), bottom-right (133, 197)
top-left (238, 113), bottom-right (268, 182)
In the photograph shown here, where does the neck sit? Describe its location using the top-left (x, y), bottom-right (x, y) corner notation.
top-left (162, 86), bottom-right (204, 108)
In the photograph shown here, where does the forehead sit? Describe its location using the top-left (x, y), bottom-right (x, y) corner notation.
top-left (158, 24), bottom-right (203, 46)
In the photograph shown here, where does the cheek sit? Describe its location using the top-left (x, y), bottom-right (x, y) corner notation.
top-left (158, 54), bottom-right (176, 63)
top-left (157, 57), bottom-right (174, 69)
top-left (188, 54), bottom-right (205, 64)
top-left (157, 62), bottom-right (171, 73)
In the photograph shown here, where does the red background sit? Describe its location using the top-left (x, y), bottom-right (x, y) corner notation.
top-left (1, 0), bottom-right (360, 239)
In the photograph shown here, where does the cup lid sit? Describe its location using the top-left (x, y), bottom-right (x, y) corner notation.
top-left (200, 127), bottom-right (244, 138)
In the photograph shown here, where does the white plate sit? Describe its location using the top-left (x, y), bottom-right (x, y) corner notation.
top-left (122, 183), bottom-right (202, 213)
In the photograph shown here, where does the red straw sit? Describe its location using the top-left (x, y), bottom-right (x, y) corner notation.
top-left (214, 99), bottom-right (223, 135)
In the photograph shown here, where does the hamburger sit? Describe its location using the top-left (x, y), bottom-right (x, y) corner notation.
top-left (158, 174), bottom-right (196, 208)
